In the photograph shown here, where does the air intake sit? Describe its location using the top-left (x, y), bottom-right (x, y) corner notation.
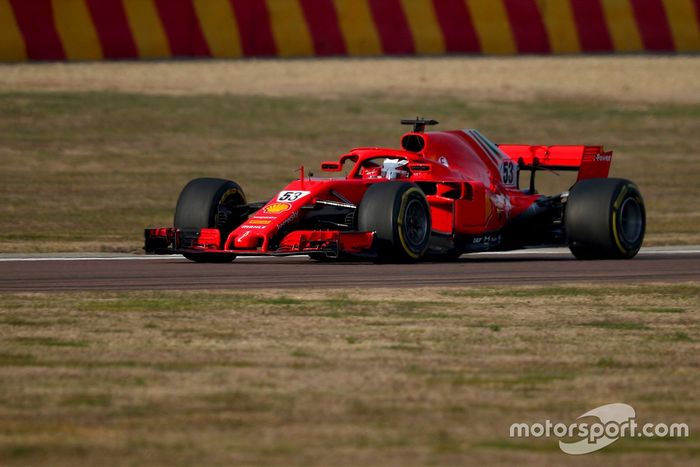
top-left (401, 134), bottom-right (425, 152)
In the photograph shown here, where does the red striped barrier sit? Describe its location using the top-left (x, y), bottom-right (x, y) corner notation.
top-left (0, 0), bottom-right (698, 61)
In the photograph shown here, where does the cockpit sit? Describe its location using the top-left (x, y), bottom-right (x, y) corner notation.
top-left (320, 151), bottom-right (423, 180)
top-left (358, 157), bottom-right (410, 180)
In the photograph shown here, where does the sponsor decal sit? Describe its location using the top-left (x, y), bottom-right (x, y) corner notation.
top-left (277, 190), bottom-right (310, 202)
top-left (240, 225), bottom-right (267, 230)
top-left (492, 193), bottom-right (510, 211)
top-left (594, 154), bottom-right (612, 162)
top-left (247, 219), bottom-right (271, 225)
top-left (252, 215), bottom-right (276, 220)
top-left (276, 211), bottom-right (299, 231)
top-left (263, 202), bottom-right (292, 214)
top-left (438, 156), bottom-right (449, 167)
top-left (472, 234), bottom-right (501, 245)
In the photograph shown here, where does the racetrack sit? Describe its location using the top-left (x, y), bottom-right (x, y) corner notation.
top-left (2, 247), bottom-right (699, 292)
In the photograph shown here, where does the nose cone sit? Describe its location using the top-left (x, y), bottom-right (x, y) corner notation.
top-left (234, 231), bottom-right (259, 249)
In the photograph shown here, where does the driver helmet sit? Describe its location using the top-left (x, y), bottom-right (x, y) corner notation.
top-left (381, 158), bottom-right (409, 180)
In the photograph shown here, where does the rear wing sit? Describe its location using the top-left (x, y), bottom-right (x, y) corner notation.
top-left (498, 145), bottom-right (612, 182)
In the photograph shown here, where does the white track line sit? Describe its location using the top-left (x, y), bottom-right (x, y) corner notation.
top-left (0, 255), bottom-right (182, 262)
top-left (0, 247), bottom-right (699, 262)
top-left (0, 255), bottom-right (286, 262)
top-left (472, 248), bottom-right (700, 256)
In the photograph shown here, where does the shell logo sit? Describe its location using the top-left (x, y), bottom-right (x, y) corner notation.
top-left (263, 202), bottom-right (292, 214)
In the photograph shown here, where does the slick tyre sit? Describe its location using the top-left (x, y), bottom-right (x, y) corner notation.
top-left (358, 182), bottom-right (431, 262)
top-left (565, 178), bottom-right (645, 260)
top-left (174, 178), bottom-right (246, 263)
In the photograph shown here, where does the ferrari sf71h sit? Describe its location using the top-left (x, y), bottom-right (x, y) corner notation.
top-left (145, 119), bottom-right (645, 262)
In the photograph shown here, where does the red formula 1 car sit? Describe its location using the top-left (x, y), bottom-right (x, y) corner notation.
top-left (145, 119), bottom-right (645, 262)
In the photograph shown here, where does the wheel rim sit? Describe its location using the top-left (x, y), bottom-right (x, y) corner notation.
top-left (403, 198), bottom-right (428, 251)
top-left (215, 189), bottom-right (245, 230)
top-left (619, 197), bottom-right (643, 245)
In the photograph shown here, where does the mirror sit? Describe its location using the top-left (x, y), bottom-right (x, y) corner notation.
top-left (320, 161), bottom-right (342, 172)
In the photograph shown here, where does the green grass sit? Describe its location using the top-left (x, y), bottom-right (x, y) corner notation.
top-left (477, 439), bottom-right (560, 453)
top-left (626, 306), bottom-right (686, 313)
top-left (0, 91), bottom-right (699, 252)
top-left (442, 284), bottom-right (700, 299)
top-left (670, 331), bottom-right (693, 342)
top-left (12, 337), bottom-right (89, 347)
top-left (582, 320), bottom-right (651, 331)
top-left (596, 357), bottom-right (626, 368)
top-left (0, 352), bottom-right (36, 365)
top-left (60, 393), bottom-right (112, 407)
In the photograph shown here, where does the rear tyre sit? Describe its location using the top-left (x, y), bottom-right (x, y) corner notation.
top-left (174, 177), bottom-right (246, 263)
top-left (358, 182), bottom-right (431, 262)
top-left (565, 178), bottom-right (645, 259)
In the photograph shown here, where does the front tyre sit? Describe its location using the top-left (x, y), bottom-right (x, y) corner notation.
top-left (565, 178), bottom-right (645, 259)
top-left (358, 182), bottom-right (431, 262)
top-left (174, 177), bottom-right (246, 263)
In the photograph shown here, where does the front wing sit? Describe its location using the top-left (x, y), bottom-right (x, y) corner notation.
top-left (144, 227), bottom-right (375, 258)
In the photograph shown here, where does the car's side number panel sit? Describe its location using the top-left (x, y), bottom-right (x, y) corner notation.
top-left (499, 160), bottom-right (518, 187)
top-left (277, 191), bottom-right (310, 202)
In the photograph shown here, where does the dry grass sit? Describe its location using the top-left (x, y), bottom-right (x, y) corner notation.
top-left (1, 56), bottom-right (699, 104)
top-left (0, 284), bottom-right (697, 465)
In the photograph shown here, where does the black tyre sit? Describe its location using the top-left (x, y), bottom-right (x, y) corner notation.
top-left (358, 182), bottom-right (431, 262)
top-left (565, 178), bottom-right (645, 259)
top-left (174, 178), bottom-right (246, 263)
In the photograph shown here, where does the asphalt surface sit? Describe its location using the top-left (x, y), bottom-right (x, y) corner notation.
top-left (1, 248), bottom-right (699, 292)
